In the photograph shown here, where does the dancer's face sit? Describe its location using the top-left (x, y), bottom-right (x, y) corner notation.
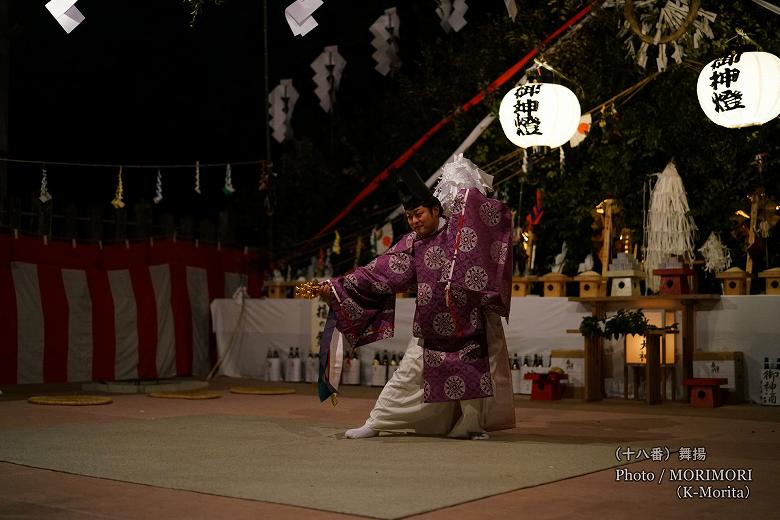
top-left (406, 205), bottom-right (440, 237)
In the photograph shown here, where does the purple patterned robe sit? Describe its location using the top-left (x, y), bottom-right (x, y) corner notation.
top-left (328, 188), bottom-right (512, 402)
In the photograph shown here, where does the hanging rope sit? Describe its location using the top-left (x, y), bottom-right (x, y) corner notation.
top-left (623, 0), bottom-right (701, 45)
top-left (310, 1), bottom-right (601, 239)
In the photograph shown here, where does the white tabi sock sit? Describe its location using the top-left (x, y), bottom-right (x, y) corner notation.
top-left (447, 399), bottom-right (487, 440)
top-left (345, 425), bottom-right (378, 439)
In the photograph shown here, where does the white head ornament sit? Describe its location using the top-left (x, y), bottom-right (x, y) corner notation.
top-left (432, 154), bottom-right (493, 216)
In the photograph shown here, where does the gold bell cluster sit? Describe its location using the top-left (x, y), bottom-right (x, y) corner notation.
top-left (295, 280), bottom-right (322, 299)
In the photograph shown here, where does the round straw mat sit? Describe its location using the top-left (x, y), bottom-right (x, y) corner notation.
top-left (28, 395), bottom-right (114, 406)
top-left (147, 390), bottom-right (222, 400)
top-left (229, 387), bottom-right (297, 395)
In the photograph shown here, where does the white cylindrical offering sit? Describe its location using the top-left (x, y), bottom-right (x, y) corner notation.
top-left (267, 358), bottom-right (282, 382)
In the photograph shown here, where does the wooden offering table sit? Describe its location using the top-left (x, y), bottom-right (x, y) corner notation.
top-left (653, 268), bottom-right (695, 295)
top-left (511, 276), bottom-right (538, 297)
top-left (683, 377), bottom-right (729, 408)
top-left (569, 295), bottom-right (720, 402)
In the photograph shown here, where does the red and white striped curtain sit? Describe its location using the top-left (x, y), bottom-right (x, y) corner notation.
top-left (0, 234), bottom-right (262, 385)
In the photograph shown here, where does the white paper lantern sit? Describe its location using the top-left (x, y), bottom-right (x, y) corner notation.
top-left (498, 83), bottom-right (581, 148)
top-left (697, 51), bottom-right (780, 128)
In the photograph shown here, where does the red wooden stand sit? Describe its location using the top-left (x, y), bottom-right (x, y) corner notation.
top-left (653, 268), bottom-right (694, 295)
top-left (524, 372), bottom-right (568, 401)
top-left (683, 377), bottom-right (728, 407)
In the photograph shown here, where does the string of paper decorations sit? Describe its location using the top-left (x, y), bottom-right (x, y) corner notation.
top-left (0, 158), bottom-right (275, 209)
top-left (269, 2), bottom-right (526, 143)
top-left (602, 0), bottom-right (718, 73)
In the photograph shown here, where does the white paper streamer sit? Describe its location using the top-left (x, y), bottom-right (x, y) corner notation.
top-left (153, 169), bottom-right (163, 204)
top-left (432, 154), bottom-right (489, 217)
top-left (698, 232), bottom-right (731, 273)
top-left (45, 0), bottom-right (84, 34)
top-left (311, 45), bottom-right (347, 113)
top-left (604, 0), bottom-right (717, 73)
top-left (436, 0), bottom-right (468, 33)
top-left (449, 0), bottom-right (469, 32)
top-left (39, 168), bottom-right (52, 203)
top-left (522, 148), bottom-right (528, 175)
top-left (643, 161), bottom-right (697, 291)
top-left (559, 146), bottom-right (565, 174)
top-left (111, 167), bottom-right (125, 209)
top-left (195, 160), bottom-right (201, 194)
top-left (436, 0), bottom-right (453, 32)
top-left (223, 164), bottom-right (235, 194)
top-left (505, 0), bottom-right (518, 21)
top-left (370, 7), bottom-right (401, 76)
top-left (269, 79), bottom-right (299, 143)
top-left (285, 0), bottom-right (323, 37)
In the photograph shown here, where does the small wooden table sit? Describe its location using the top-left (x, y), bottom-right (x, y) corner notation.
top-left (683, 377), bottom-right (729, 407)
top-left (570, 295), bottom-right (720, 402)
top-left (653, 268), bottom-right (695, 295)
top-left (524, 372), bottom-right (568, 400)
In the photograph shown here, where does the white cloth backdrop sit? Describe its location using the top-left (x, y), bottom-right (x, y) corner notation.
top-left (210, 296), bottom-right (780, 403)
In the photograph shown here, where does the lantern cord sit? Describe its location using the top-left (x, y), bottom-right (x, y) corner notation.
top-left (533, 58), bottom-right (586, 97)
top-left (584, 68), bottom-right (665, 117)
top-left (735, 28), bottom-right (765, 51)
top-left (0, 157), bottom-right (264, 170)
top-left (308, 0), bottom-right (602, 239)
top-left (722, 29), bottom-right (764, 51)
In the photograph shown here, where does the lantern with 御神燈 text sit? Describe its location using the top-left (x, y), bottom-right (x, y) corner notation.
top-left (697, 51), bottom-right (780, 128)
top-left (498, 83), bottom-right (581, 148)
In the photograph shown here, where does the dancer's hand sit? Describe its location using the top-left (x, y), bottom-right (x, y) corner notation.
top-left (319, 281), bottom-right (334, 303)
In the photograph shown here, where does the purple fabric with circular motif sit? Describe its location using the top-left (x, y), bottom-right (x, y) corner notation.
top-left (327, 188), bottom-right (512, 403)
top-left (330, 240), bottom-right (415, 347)
top-left (422, 337), bottom-right (493, 402)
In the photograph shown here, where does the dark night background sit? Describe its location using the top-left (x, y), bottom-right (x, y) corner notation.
top-left (2, 1), bottom-right (515, 260)
top-left (2, 1), bottom-right (779, 278)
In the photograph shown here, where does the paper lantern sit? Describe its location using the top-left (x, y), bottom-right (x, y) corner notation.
top-left (499, 83), bottom-right (581, 148)
top-left (624, 310), bottom-right (675, 366)
top-left (697, 51), bottom-right (780, 128)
